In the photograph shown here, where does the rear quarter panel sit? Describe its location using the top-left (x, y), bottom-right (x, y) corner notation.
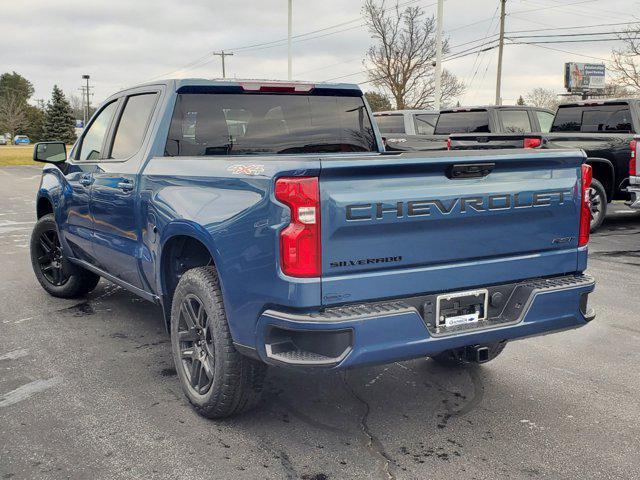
top-left (139, 156), bottom-right (321, 347)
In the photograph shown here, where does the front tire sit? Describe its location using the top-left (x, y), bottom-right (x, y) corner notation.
top-left (30, 214), bottom-right (100, 298)
top-left (170, 266), bottom-right (267, 418)
top-left (589, 178), bottom-right (607, 232)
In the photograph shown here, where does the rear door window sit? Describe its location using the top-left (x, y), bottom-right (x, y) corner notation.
top-left (110, 93), bottom-right (159, 159)
top-left (498, 110), bottom-right (532, 133)
top-left (434, 110), bottom-right (490, 134)
top-left (535, 110), bottom-right (554, 133)
top-left (552, 104), bottom-right (634, 133)
top-left (165, 93), bottom-right (377, 156)
top-left (374, 114), bottom-right (405, 134)
top-left (414, 113), bottom-right (438, 135)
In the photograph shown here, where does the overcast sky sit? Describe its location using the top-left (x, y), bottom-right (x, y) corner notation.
top-left (1, 0), bottom-right (638, 108)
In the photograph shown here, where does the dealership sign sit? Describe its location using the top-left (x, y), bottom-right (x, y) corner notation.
top-left (564, 63), bottom-right (606, 93)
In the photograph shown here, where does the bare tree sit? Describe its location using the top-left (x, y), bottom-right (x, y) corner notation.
top-left (524, 88), bottom-right (560, 111)
top-left (0, 93), bottom-right (27, 139)
top-left (68, 93), bottom-right (84, 120)
top-left (611, 27), bottom-right (640, 92)
top-left (363, 0), bottom-right (464, 110)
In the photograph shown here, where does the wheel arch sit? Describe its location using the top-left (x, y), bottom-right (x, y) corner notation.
top-left (36, 196), bottom-right (54, 219)
top-left (585, 157), bottom-right (615, 201)
top-left (157, 222), bottom-right (222, 329)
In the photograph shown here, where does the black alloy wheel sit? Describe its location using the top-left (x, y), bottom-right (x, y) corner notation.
top-left (36, 229), bottom-right (68, 286)
top-left (177, 294), bottom-right (215, 395)
top-left (588, 178), bottom-right (607, 232)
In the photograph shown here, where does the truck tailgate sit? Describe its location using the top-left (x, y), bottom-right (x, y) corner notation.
top-left (319, 150), bottom-right (585, 305)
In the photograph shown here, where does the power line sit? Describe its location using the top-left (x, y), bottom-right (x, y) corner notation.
top-left (505, 20), bottom-right (640, 34)
top-left (507, 41), bottom-right (612, 63)
top-left (230, 0), bottom-right (437, 53)
top-left (140, 0), bottom-right (438, 83)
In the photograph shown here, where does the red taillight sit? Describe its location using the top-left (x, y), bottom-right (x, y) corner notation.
top-left (630, 139), bottom-right (637, 176)
top-left (446, 137), bottom-right (452, 150)
top-left (579, 164), bottom-right (593, 247)
top-left (275, 177), bottom-right (321, 277)
top-left (524, 137), bottom-right (542, 149)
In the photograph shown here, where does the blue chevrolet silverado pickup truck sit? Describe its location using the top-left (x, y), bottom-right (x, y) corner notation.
top-left (30, 79), bottom-right (595, 418)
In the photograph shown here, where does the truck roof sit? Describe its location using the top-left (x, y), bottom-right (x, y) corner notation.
top-left (374, 109), bottom-right (438, 115)
top-left (118, 78), bottom-right (363, 95)
top-left (440, 105), bottom-right (553, 113)
top-left (558, 98), bottom-right (638, 107)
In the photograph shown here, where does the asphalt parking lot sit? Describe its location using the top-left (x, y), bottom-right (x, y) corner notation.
top-left (1, 165), bottom-right (639, 480)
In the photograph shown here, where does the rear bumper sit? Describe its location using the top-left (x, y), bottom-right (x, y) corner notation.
top-left (625, 184), bottom-right (640, 209)
top-left (251, 274), bottom-right (595, 369)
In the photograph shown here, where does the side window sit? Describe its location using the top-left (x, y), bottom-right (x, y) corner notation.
top-left (535, 110), bottom-right (554, 133)
top-left (77, 101), bottom-right (118, 161)
top-left (499, 110), bottom-right (531, 133)
top-left (110, 93), bottom-right (159, 159)
top-left (414, 114), bottom-right (438, 135)
top-left (374, 114), bottom-right (405, 134)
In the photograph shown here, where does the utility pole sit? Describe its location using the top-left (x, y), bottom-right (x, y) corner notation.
top-left (288, 0), bottom-right (293, 80)
top-left (80, 75), bottom-right (92, 125)
top-left (213, 51), bottom-right (234, 78)
top-left (434, 0), bottom-right (444, 110)
top-left (495, 0), bottom-right (506, 106)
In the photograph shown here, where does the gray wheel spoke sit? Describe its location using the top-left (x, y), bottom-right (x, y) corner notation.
top-left (178, 329), bottom-right (198, 342)
top-left (196, 303), bottom-right (206, 328)
top-left (201, 357), bottom-right (214, 379)
top-left (40, 237), bottom-right (53, 253)
top-left (180, 302), bottom-right (196, 329)
top-left (180, 347), bottom-right (195, 359)
top-left (190, 359), bottom-right (202, 389)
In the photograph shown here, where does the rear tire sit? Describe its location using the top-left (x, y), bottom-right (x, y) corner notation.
top-left (170, 266), bottom-right (267, 418)
top-left (589, 178), bottom-right (607, 232)
top-left (431, 341), bottom-right (507, 366)
top-left (30, 214), bottom-right (100, 298)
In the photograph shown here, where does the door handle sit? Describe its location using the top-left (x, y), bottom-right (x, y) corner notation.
top-left (446, 163), bottom-right (495, 179)
top-left (117, 179), bottom-right (135, 192)
top-left (79, 174), bottom-right (93, 186)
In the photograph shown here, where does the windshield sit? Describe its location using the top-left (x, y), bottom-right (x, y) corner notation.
top-left (165, 93), bottom-right (377, 156)
top-left (434, 110), bottom-right (490, 134)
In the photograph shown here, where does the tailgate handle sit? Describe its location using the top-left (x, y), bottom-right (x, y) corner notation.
top-left (447, 163), bottom-right (495, 179)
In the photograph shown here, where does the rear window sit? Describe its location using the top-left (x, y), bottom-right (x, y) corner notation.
top-left (434, 110), bottom-right (490, 134)
top-left (498, 110), bottom-right (531, 133)
top-left (551, 104), bottom-right (634, 133)
top-left (165, 93), bottom-right (377, 156)
top-left (414, 113), bottom-right (438, 135)
top-left (374, 114), bottom-right (405, 134)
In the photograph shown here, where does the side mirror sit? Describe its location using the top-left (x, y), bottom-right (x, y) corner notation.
top-left (33, 142), bottom-right (67, 164)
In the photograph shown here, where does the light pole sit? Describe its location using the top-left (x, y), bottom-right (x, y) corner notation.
top-left (82, 74), bottom-right (90, 125)
top-left (434, 0), bottom-right (443, 110)
top-left (495, 0), bottom-right (507, 105)
top-left (288, 0), bottom-right (293, 80)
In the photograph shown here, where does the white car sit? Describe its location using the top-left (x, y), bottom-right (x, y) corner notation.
top-left (0, 135), bottom-right (7, 145)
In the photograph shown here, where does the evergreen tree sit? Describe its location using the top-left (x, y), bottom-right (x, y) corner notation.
top-left (516, 95), bottom-right (526, 106)
top-left (43, 85), bottom-right (76, 143)
top-left (364, 91), bottom-right (392, 112)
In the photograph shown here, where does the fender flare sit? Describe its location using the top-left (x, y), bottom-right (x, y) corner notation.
top-left (155, 219), bottom-right (226, 298)
top-left (584, 157), bottom-right (615, 199)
